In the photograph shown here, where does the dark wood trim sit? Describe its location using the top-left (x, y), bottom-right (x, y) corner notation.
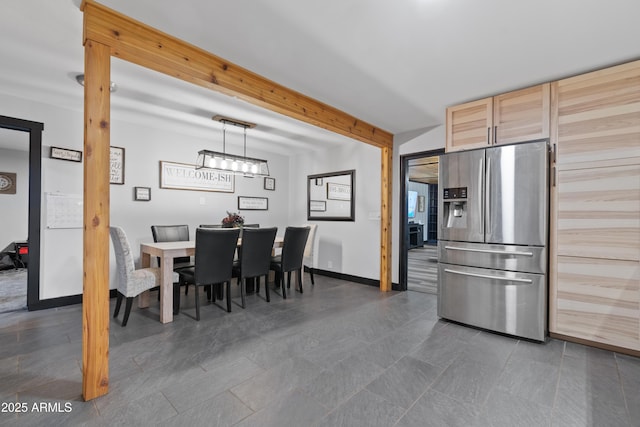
top-left (550, 332), bottom-right (640, 358)
top-left (0, 115), bottom-right (43, 311)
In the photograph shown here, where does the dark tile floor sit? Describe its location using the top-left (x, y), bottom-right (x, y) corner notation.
top-left (0, 275), bottom-right (638, 426)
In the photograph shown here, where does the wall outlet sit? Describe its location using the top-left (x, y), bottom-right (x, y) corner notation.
top-left (328, 261), bottom-right (333, 268)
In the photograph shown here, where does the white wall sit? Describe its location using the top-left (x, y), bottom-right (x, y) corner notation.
top-left (289, 141), bottom-right (381, 280)
top-left (1, 92), bottom-right (290, 300)
top-left (0, 147), bottom-right (29, 249)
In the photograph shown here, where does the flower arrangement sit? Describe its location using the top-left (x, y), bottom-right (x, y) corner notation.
top-left (221, 211), bottom-right (245, 227)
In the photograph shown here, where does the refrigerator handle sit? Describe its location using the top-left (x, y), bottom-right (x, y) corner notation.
top-left (479, 156), bottom-right (485, 227)
top-left (485, 157), bottom-right (491, 236)
top-left (444, 268), bottom-right (533, 284)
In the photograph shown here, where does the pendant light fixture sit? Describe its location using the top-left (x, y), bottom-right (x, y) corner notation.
top-left (196, 116), bottom-right (269, 177)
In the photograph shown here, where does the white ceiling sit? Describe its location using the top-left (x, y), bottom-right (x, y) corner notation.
top-left (1, 0), bottom-right (639, 154)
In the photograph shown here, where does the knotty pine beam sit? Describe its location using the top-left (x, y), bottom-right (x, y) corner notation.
top-left (82, 39), bottom-right (111, 401)
top-left (80, 1), bottom-right (393, 149)
top-left (380, 146), bottom-right (393, 291)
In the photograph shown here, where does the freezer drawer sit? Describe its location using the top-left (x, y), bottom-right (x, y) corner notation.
top-left (438, 263), bottom-right (547, 341)
top-left (438, 240), bottom-right (547, 274)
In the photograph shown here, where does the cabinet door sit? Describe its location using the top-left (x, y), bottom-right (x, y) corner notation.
top-left (552, 60), bottom-right (640, 168)
top-left (555, 255), bottom-right (639, 351)
top-left (556, 164), bottom-right (640, 262)
top-left (493, 83), bottom-right (550, 145)
top-left (446, 97), bottom-right (492, 152)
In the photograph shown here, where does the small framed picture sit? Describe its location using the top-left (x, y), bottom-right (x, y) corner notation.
top-left (134, 186), bottom-right (151, 201)
top-left (110, 146), bottom-right (125, 185)
top-left (264, 177), bottom-right (276, 191)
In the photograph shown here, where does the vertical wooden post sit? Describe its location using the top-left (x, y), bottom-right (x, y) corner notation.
top-left (380, 146), bottom-right (393, 291)
top-left (82, 39), bottom-right (111, 401)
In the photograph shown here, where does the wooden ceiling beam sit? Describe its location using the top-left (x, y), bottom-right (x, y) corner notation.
top-left (81, 1), bottom-right (393, 149)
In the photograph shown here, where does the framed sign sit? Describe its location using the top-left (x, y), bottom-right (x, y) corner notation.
top-left (134, 187), bottom-right (151, 201)
top-left (238, 196), bottom-right (268, 210)
top-left (309, 200), bottom-right (326, 212)
top-left (110, 146), bottom-right (125, 185)
top-left (327, 182), bottom-right (351, 200)
top-left (50, 146), bottom-right (82, 162)
top-left (160, 161), bottom-right (234, 192)
top-left (0, 172), bottom-right (17, 195)
top-left (264, 176), bottom-right (275, 191)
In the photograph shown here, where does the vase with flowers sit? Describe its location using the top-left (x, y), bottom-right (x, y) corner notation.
top-left (221, 211), bottom-right (245, 228)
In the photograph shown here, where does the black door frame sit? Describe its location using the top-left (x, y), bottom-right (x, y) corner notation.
top-left (398, 148), bottom-right (444, 291)
top-left (0, 115), bottom-right (43, 310)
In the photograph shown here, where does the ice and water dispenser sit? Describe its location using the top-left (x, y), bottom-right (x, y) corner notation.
top-left (442, 186), bottom-right (468, 229)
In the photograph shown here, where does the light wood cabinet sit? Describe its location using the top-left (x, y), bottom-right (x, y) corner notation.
top-left (445, 83), bottom-right (550, 152)
top-left (550, 60), bottom-right (640, 352)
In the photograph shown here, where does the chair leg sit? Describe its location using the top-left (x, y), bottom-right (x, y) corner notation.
top-left (287, 271), bottom-right (291, 289)
top-left (173, 283), bottom-right (181, 315)
top-left (310, 268), bottom-right (315, 285)
top-left (122, 297), bottom-right (134, 327)
top-left (240, 278), bottom-right (246, 309)
top-left (298, 269), bottom-right (303, 293)
top-left (256, 276), bottom-right (261, 294)
top-left (226, 281), bottom-right (232, 312)
top-left (114, 292), bottom-right (123, 318)
top-left (281, 272), bottom-right (287, 299)
top-left (265, 275), bottom-right (270, 302)
top-left (195, 285), bottom-right (201, 321)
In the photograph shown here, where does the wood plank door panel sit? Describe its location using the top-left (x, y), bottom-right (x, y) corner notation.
top-left (493, 83), bottom-right (550, 145)
top-left (554, 60), bottom-right (640, 168)
top-left (446, 97), bottom-right (492, 152)
top-left (556, 255), bottom-right (640, 351)
top-left (556, 164), bottom-right (640, 262)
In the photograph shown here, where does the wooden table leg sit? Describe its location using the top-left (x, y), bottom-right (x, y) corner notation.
top-left (159, 254), bottom-right (174, 323)
top-left (139, 251), bottom-right (151, 308)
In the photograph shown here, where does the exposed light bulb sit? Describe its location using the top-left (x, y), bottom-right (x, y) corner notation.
top-left (208, 157), bottom-right (216, 168)
top-left (231, 160), bottom-right (239, 171)
top-left (241, 162), bottom-right (249, 173)
top-left (251, 164), bottom-right (258, 174)
top-left (220, 159), bottom-right (228, 169)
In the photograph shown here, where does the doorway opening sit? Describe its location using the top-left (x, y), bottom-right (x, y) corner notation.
top-left (399, 149), bottom-right (443, 293)
top-left (0, 115), bottom-right (43, 312)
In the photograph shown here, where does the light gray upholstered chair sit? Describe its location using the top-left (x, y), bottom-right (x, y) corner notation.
top-left (302, 224), bottom-right (317, 286)
top-left (110, 226), bottom-right (178, 326)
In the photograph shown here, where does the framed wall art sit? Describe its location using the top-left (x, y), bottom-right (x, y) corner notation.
top-left (159, 161), bottom-right (234, 193)
top-left (264, 176), bottom-right (275, 191)
top-left (238, 196), bottom-right (268, 210)
top-left (0, 172), bottom-right (17, 195)
top-left (110, 146), bottom-right (125, 184)
top-left (134, 187), bottom-right (151, 201)
top-left (50, 146), bottom-right (82, 162)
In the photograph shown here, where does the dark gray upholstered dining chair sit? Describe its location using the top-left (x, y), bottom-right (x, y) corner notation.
top-left (178, 228), bottom-right (240, 319)
top-left (151, 225), bottom-right (194, 305)
top-left (232, 227), bottom-right (278, 307)
top-left (270, 226), bottom-right (310, 299)
top-left (110, 226), bottom-right (179, 326)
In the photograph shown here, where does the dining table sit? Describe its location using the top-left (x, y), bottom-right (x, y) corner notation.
top-left (139, 236), bottom-right (284, 323)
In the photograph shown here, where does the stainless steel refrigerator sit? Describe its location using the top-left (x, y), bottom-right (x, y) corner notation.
top-left (437, 140), bottom-right (549, 341)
